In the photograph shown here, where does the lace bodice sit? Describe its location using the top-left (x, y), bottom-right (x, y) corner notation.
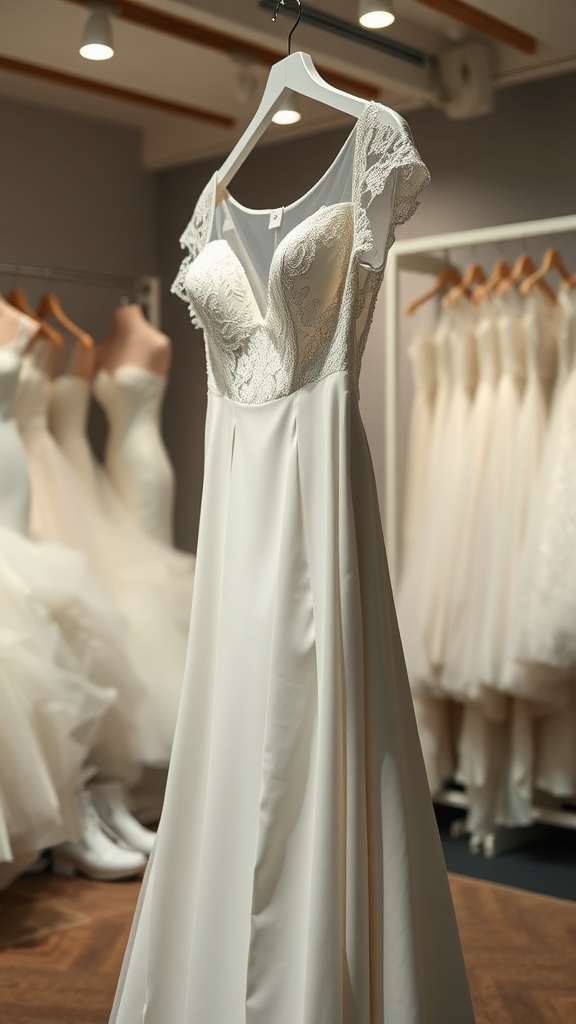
top-left (172, 103), bottom-right (429, 405)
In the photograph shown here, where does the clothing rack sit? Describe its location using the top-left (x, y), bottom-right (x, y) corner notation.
top-left (384, 211), bottom-right (576, 856)
top-left (0, 262), bottom-right (161, 328)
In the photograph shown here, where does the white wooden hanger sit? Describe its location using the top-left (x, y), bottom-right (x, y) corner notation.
top-left (217, 2), bottom-right (403, 191)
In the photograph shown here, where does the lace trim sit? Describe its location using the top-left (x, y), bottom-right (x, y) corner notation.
top-left (352, 105), bottom-right (430, 263)
top-left (170, 174), bottom-right (216, 324)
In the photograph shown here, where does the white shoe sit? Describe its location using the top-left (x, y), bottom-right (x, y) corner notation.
top-left (90, 781), bottom-right (156, 856)
top-left (52, 791), bottom-right (146, 881)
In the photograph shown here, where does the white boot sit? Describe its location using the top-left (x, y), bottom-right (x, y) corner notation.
top-left (90, 781), bottom-right (156, 856)
top-left (52, 790), bottom-right (146, 881)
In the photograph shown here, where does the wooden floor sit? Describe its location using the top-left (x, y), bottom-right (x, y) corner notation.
top-left (0, 872), bottom-right (575, 1023)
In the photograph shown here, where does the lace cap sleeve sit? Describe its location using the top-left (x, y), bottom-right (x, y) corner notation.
top-left (170, 174), bottom-right (216, 303)
top-left (353, 104), bottom-right (430, 265)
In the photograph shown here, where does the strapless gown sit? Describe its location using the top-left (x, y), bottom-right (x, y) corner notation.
top-left (93, 366), bottom-right (176, 545)
top-left (0, 344), bottom-right (116, 883)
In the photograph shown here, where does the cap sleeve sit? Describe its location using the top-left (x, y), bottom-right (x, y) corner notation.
top-left (170, 174), bottom-right (216, 304)
top-left (353, 104), bottom-right (430, 268)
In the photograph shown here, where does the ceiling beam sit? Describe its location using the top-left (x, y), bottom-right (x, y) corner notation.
top-left (0, 54), bottom-right (235, 126)
top-left (62, 0), bottom-right (380, 99)
top-left (412, 0), bottom-right (536, 53)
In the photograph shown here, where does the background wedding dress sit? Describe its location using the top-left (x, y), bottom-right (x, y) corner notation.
top-left (16, 360), bottom-right (192, 767)
top-left (93, 366), bottom-right (176, 544)
top-left (110, 104), bottom-right (475, 1024)
top-left (0, 343), bottom-right (116, 881)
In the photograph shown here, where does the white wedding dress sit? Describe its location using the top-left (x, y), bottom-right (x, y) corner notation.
top-left (399, 326), bottom-right (436, 576)
top-left (442, 302), bottom-right (499, 700)
top-left (511, 288), bottom-right (576, 801)
top-left (110, 104), bottom-right (474, 1024)
top-left (93, 366), bottom-right (176, 544)
top-left (393, 311), bottom-right (453, 790)
top-left (16, 360), bottom-right (191, 768)
top-left (0, 342), bottom-right (116, 879)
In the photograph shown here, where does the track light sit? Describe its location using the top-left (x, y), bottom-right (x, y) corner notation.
top-left (80, 6), bottom-right (114, 61)
top-left (358, 0), bottom-right (395, 30)
top-left (272, 92), bottom-right (301, 125)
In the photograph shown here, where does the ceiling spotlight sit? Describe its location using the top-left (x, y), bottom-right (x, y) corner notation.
top-left (358, 0), bottom-right (396, 30)
top-left (272, 93), bottom-right (301, 125)
top-left (80, 6), bottom-right (114, 61)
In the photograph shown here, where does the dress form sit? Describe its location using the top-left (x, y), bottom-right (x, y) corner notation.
top-left (98, 304), bottom-right (171, 377)
top-left (95, 305), bottom-right (176, 544)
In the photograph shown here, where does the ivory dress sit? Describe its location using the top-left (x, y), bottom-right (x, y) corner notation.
top-left (16, 360), bottom-right (188, 768)
top-left (110, 104), bottom-right (475, 1024)
top-left (94, 366), bottom-right (176, 544)
top-left (0, 343), bottom-right (115, 878)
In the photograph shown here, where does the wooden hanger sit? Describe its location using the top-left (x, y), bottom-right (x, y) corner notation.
top-left (471, 259), bottom-right (511, 305)
top-left (404, 267), bottom-right (461, 316)
top-left (8, 288), bottom-right (63, 350)
top-left (496, 253), bottom-right (557, 302)
top-left (37, 293), bottom-right (93, 350)
top-left (442, 264), bottom-right (486, 308)
top-left (519, 247), bottom-right (571, 297)
top-left (217, 51), bottom-right (403, 192)
top-left (560, 271), bottom-right (576, 291)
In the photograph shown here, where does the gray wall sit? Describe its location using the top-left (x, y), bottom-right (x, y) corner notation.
top-left (0, 95), bottom-right (156, 458)
top-left (0, 95), bottom-right (156, 330)
top-left (157, 69), bottom-right (576, 553)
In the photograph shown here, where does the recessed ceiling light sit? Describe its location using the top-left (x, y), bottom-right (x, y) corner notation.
top-left (358, 0), bottom-right (396, 30)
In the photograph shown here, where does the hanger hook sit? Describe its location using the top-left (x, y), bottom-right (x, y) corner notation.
top-left (272, 0), bottom-right (302, 56)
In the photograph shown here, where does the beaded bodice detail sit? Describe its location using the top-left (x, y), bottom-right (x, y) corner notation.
top-left (172, 104), bottom-right (429, 405)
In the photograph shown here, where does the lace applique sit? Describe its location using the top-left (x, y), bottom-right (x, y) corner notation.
top-left (352, 105), bottom-right (430, 262)
top-left (171, 103), bottom-right (430, 404)
top-left (170, 175), bottom-right (216, 325)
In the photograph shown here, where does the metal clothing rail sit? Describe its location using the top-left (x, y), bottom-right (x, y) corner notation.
top-left (0, 262), bottom-right (162, 328)
top-left (384, 212), bottom-right (576, 855)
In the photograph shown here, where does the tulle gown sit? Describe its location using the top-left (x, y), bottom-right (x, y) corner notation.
top-left (457, 293), bottom-right (529, 835)
top-left (93, 366), bottom-right (176, 545)
top-left (110, 103), bottom-right (475, 1024)
top-left (15, 360), bottom-right (193, 767)
top-left (442, 303), bottom-right (500, 699)
top-left (511, 288), bottom-right (576, 801)
top-left (399, 327), bottom-right (436, 576)
top-left (424, 302), bottom-right (477, 682)
top-left (0, 342), bottom-right (116, 882)
top-left (397, 308), bottom-right (455, 792)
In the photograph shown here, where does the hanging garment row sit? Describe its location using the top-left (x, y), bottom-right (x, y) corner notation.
top-left (398, 248), bottom-right (576, 844)
top-left (0, 290), bottom-right (195, 887)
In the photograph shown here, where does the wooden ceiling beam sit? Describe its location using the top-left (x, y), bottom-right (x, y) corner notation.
top-left (413, 0), bottom-right (536, 54)
top-left (62, 0), bottom-right (380, 99)
top-left (0, 54), bottom-right (235, 126)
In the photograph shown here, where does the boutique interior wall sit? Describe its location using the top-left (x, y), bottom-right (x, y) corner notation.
top-left (157, 68), bottom-right (576, 554)
top-left (0, 95), bottom-right (156, 452)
